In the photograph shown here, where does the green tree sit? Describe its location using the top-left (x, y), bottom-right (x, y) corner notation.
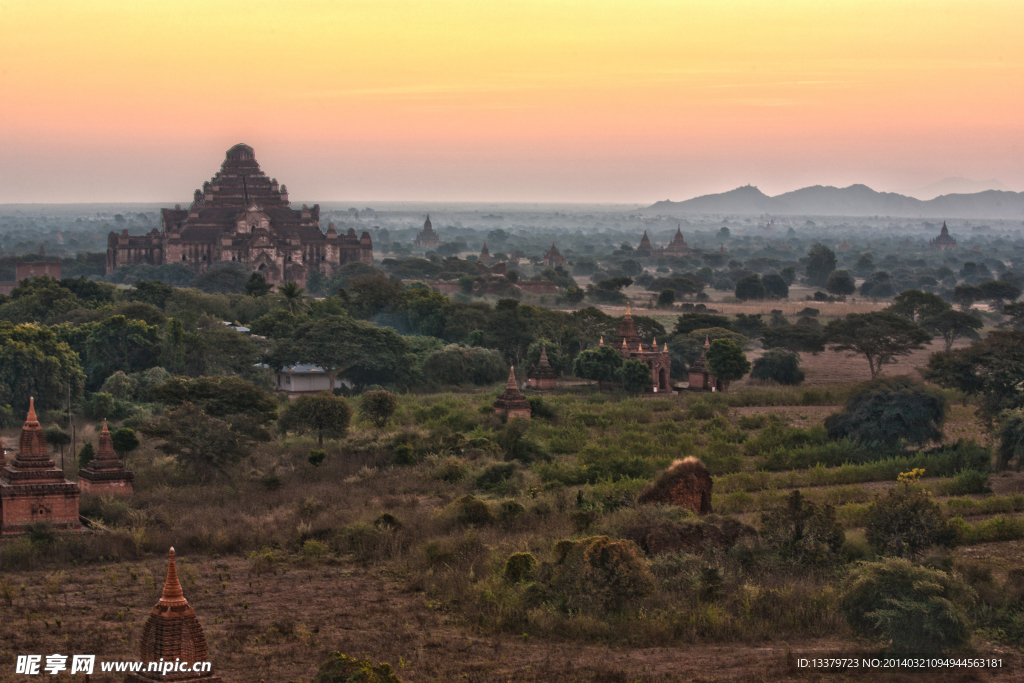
top-left (751, 348), bottom-right (804, 385)
top-left (759, 490), bottom-right (844, 565)
top-left (706, 338), bottom-right (750, 388)
top-left (673, 313), bottom-right (735, 336)
top-left (44, 425), bottom-right (72, 461)
top-left (864, 476), bottom-right (957, 559)
top-left (842, 558), bottom-right (974, 654)
top-left (779, 265), bottom-right (797, 285)
top-left (996, 408), bottom-right (1024, 471)
top-left (619, 359), bottom-right (652, 394)
top-left (130, 280), bottom-right (174, 309)
top-left (804, 243), bottom-right (837, 287)
top-left (734, 274), bottom-right (766, 301)
top-left (825, 269), bottom-right (856, 296)
top-left (889, 290), bottom-right (951, 322)
top-left (190, 265), bottom-right (250, 294)
top-left (77, 442), bottom-right (95, 468)
top-left (277, 281), bottom-right (308, 315)
top-left (308, 449), bottom-right (327, 468)
top-left (920, 309), bottom-right (983, 352)
top-left (279, 392), bottom-right (353, 447)
top-left (110, 427), bottom-right (140, 461)
top-left (149, 376), bottom-right (279, 422)
top-left (952, 284), bottom-right (982, 311)
top-left (249, 310), bottom-right (301, 339)
top-left (761, 273), bottom-right (789, 299)
top-left (245, 272), bottom-right (273, 298)
top-left (80, 315), bottom-right (161, 390)
top-left (924, 331), bottom-right (1024, 418)
top-left (572, 345), bottom-right (624, 391)
top-left (565, 285), bottom-right (586, 304)
top-left (1002, 301), bottom-right (1024, 330)
top-left (760, 325), bottom-right (826, 353)
top-left (823, 311), bottom-right (931, 379)
top-left (421, 344), bottom-right (506, 386)
top-left (359, 390), bottom-right (398, 429)
top-left (0, 321), bottom-right (86, 415)
top-left (142, 402), bottom-right (255, 480)
top-left (0, 277), bottom-right (82, 324)
top-left (656, 289), bottom-right (675, 308)
top-left (824, 376), bottom-right (946, 447)
top-left (977, 280), bottom-right (1022, 310)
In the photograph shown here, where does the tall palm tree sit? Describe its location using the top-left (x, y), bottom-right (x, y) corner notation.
top-left (277, 281), bottom-right (307, 315)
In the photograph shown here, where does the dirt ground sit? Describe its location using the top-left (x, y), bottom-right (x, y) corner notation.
top-left (0, 554), bottom-right (1020, 683)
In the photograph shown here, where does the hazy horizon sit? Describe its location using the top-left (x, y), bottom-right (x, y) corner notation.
top-left (2, 1), bottom-right (1022, 204)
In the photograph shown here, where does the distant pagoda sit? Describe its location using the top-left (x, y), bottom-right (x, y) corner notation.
top-left (660, 226), bottom-right (692, 256)
top-left (687, 336), bottom-right (726, 392)
top-left (78, 419), bottom-right (134, 496)
top-left (930, 222), bottom-right (957, 250)
top-left (610, 303), bottom-right (672, 393)
top-left (414, 214), bottom-right (441, 249)
top-left (527, 345), bottom-right (559, 390)
top-left (127, 548), bottom-right (222, 683)
top-left (494, 367), bottom-right (531, 419)
top-left (0, 398), bottom-right (81, 535)
top-left (636, 230), bottom-right (654, 256)
top-left (478, 242), bottom-right (493, 265)
top-left (542, 243), bottom-right (566, 267)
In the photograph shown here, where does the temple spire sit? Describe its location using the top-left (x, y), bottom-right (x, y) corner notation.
top-left (626, 302), bottom-right (631, 316)
top-left (599, 336), bottom-right (604, 346)
top-left (540, 344), bottom-right (549, 364)
top-left (506, 366), bottom-right (518, 389)
top-left (157, 548), bottom-right (188, 609)
top-left (26, 396), bottom-right (37, 425)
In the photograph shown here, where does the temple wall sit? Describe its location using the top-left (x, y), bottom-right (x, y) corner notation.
top-left (0, 485), bottom-right (81, 535)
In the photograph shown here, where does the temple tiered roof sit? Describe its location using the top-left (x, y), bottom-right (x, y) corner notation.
top-left (78, 419), bottom-right (134, 495)
top-left (494, 367), bottom-right (531, 418)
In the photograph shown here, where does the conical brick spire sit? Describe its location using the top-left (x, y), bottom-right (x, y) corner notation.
top-left (157, 547), bottom-right (189, 610)
top-left (506, 366), bottom-right (518, 390)
top-left (16, 397), bottom-right (50, 461)
top-left (704, 335), bottom-right (711, 349)
top-left (25, 396), bottom-right (38, 425)
top-left (539, 344), bottom-right (550, 366)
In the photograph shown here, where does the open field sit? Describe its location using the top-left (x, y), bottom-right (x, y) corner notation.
top-left (2, 383), bottom-right (1022, 682)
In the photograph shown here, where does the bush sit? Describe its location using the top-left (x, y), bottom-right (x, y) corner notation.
top-left (841, 558), bottom-right (975, 654)
top-left (308, 449), bottom-right (327, 467)
top-left (359, 390), bottom-right (399, 429)
top-left (619, 359), bottom-right (653, 394)
top-left (759, 490), bottom-right (845, 566)
top-left (825, 377), bottom-right (946, 447)
top-left (77, 443), bottom-right (95, 468)
top-left (504, 552), bottom-right (538, 583)
top-left (393, 443), bottom-right (416, 466)
top-left (547, 536), bottom-right (655, 612)
top-left (751, 349), bottom-right (805, 385)
top-left (453, 495), bottom-right (493, 526)
top-left (526, 395), bottom-right (555, 419)
top-left (865, 478), bottom-right (957, 558)
top-left (313, 652), bottom-right (402, 683)
top-left (476, 463), bottom-right (517, 491)
top-left (942, 469), bottom-right (991, 496)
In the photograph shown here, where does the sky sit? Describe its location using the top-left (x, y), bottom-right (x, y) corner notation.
top-left (1, 0), bottom-right (1022, 204)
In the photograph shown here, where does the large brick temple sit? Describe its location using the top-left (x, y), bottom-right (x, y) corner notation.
top-left (604, 304), bottom-right (672, 393)
top-left (0, 398), bottom-right (81, 535)
top-left (106, 144), bottom-right (373, 286)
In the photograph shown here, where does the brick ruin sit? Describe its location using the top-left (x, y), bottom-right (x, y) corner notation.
top-left (414, 214), bottom-right (441, 249)
top-left (604, 303), bottom-right (672, 393)
top-left (687, 336), bottom-right (726, 392)
top-left (637, 457), bottom-right (713, 515)
top-left (0, 398), bottom-right (81, 535)
top-left (78, 419), bottom-right (134, 496)
top-left (493, 367), bottom-right (532, 420)
top-left (126, 548), bottom-right (222, 683)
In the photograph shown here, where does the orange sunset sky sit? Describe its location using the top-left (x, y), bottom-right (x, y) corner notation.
top-left (1, 0), bottom-right (1022, 204)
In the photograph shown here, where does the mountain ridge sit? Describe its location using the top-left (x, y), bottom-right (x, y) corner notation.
top-left (648, 184), bottom-right (1024, 219)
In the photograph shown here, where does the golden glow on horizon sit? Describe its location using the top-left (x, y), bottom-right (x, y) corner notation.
top-left (1, 0), bottom-right (1023, 201)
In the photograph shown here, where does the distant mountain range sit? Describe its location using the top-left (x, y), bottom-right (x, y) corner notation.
top-left (647, 184), bottom-right (1024, 219)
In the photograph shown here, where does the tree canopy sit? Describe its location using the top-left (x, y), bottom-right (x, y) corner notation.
top-left (824, 376), bottom-right (946, 447)
top-left (279, 392), bottom-right (353, 447)
top-left (706, 338), bottom-right (750, 383)
top-left (823, 311), bottom-right (931, 378)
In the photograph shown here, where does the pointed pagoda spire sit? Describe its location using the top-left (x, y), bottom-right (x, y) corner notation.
top-left (599, 336), bottom-right (604, 346)
top-left (652, 337), bottom-right (657, 348)
top-left (506, 366), bottom-right (518, 390)
top-left (638, 341), bottom-right (643, 352)
top-left (704, 335), bottom-right (711, 349)
top-left (539, 344), bottom-right (549, 365)
top-left (26, 396), bottom-right (38, 425)
top-left (622, 337), bottom-right (627, 348)
top-left (626, 301), bottom-right (631, 316)
top-left (157, 547), bottom-right (189, 610)
top-left (663, 342), bottom-right (668, 353)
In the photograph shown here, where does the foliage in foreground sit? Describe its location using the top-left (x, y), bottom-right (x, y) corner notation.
top-left (824, 377), bottom-right (946, 448)
top-left (313, 652), bottom-right (401, 683)
top-left (841, 558), bottom-right (975, 654)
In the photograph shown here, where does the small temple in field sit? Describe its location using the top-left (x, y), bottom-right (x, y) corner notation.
top-left (0, 398), bottom-right (81, 535)
top-left (127, 548), bottom-right (221, 683)
top-left (930, 222), bottom-right (957, 250)
top-left (478, 242), bottom-right (493, 265)
top-left (78, 419), bottom-right (134, 496)
top-left (688, 336), bottom-right (727, 392)
top-left (527, 345), bottom-right (559, 389)
top-left (494, 367), bottom-right (531, 419)
top-left (602, 304), bottom-right (672, 393)
top-left (414, 215), bottom-right (440, 249)
top-left (542, 243), bottom-right (566, 267)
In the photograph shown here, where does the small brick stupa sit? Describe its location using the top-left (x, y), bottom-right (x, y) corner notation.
top-left (127, 548), bottom-right (222, 683)
top-left (494, 367), bottom-right (531, 420)
top-left (0, 398), bottom-right (80, 535)
top-left (78, 419), bottom-right (134, 496)
top-left (527, 344), bottom-right (559, 390)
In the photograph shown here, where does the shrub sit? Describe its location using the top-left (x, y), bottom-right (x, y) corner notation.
top-left (77, 443), bottom-right (95, 468)
top-left (941, 469), bottom-right (991, 496)
top-left (504, 552), bottom-right (538, 583)
top-left (452, 495), bottom-right (493, 526)
top-left (547, 536), bottom-right (655, 612)
top-left (393, 443), bottom-right (416, 466)
top-left (841, 558), bottom-right (975, 654)
top-left (824, 377), bottom-right (946, 447)
top-left (497, 500), bottom-right (526, 527)
top-left (865, 477), bottom-right (957, 558)
top-left (359, 390), bottom-right (399, 429)
top-left (313, 652), bottom-right (402, 683)
top-left (750, 349), bottom-right (804, 385)
top-left (373, 513), bottom-right (402, 530)
top-left (737, 413), bottom-right (769, 430)
top-left (759, 490), bottom-right (845, 566)
top-left (688, 400), bottom-right (716, 420)
top-left (619, 359), bottom-right (653, 395)
top-left (476, 463), bottom-right (517, 491)
top-left (308, 449), bottom-right (327, 467)
top-left (526, 395), bottom-right (555, 419)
